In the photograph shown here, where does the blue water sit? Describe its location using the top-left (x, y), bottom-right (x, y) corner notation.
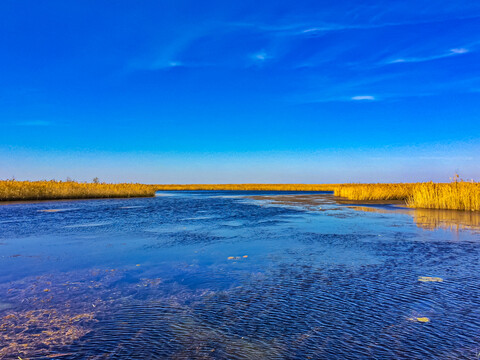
top-left (0, 191), bottom-right (479, 359)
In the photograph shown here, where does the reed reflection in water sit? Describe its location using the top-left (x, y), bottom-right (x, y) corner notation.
top-left (349, 206), bottom-right (480, 232)
top-left (246, 192), bottom-right (480, 232)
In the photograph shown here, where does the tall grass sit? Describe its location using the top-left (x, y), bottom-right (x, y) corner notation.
top-left (407, 181), bottom-right (480, 211)
top-left (0, 180), bottom-right (156, 201)
top-left (332, 183), bottom-right (415, 201)
top-left (1, 180), bottom-right (479, 211)
top-left (159, 182), bottom-right (480, 211)
top-left (333, 181), bottom-right (480, 211)
top-left (155, 184), bottom-right (337, 191)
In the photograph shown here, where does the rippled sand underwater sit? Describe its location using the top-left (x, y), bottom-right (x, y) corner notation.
top-left (1, 191), bottom-right (479, 359)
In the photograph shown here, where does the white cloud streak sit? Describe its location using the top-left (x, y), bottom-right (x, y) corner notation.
top-left (351, 95), bottom-right (375, 101)
top-left (389, 47), bottom-right (470, 64)
top-left (251, 51), bottom-right (268, 61)
top-left (233, 14), bottom-right (480, 37)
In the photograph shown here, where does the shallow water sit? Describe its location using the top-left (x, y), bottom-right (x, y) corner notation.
top-left (1, 191), bottom-right (479, 359)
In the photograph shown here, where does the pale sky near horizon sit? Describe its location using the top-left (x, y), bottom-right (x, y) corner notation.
top-left (1, 1), bottom-right (479, 183)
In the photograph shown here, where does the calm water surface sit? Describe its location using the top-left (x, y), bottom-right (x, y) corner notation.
top-left (1, 191), bottom-right (479, 359)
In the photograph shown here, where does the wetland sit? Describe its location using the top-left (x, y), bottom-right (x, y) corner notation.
top-left (1, 191), bottom-right (479, 359)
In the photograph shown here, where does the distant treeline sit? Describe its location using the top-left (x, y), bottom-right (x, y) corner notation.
top-left (1, 180), bottom-right (479, 211)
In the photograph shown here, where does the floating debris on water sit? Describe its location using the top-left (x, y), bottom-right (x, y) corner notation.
top-left (418, 276), bottom-right (443, 282)
top-left (227, 256), bottom-right (248, 260)
top-left (408, 317), bottom-right (430, 323)
top-left (416, 317), bottom-right (430, 323)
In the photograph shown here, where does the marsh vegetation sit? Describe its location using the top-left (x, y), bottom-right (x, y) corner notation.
top-left (1, 179), bottom-right (479, 211)
top-left (155, 181), bottom-right (480, 211)
top-left (332, 181), bottom-right (480, 211)
top-left (0, 180), bottom-right (157, 201)
top-left (1, 191), bottom-right (479, 359)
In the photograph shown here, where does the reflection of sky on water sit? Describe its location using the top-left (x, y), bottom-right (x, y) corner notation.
top-left (0, 191), bottom-right (479, 358)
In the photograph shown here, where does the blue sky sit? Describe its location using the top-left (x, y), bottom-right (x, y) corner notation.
top-left (1, 0), bottom-right (479, 183)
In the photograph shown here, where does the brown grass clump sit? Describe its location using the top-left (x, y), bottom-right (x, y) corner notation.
top-left (0, 180), bottom-right (157, 201)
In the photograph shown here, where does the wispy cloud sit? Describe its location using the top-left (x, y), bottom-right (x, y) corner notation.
top-left (389, 47), bottom-right (470, 64)
top-left (450, 48), bottom-right (469, 54)
top-left (291, 89), bottom-right (441, 104)
top-left (148, 58), bottom-right (187, 70)
top-left (130, 11), bottom-right (479, 76)
top-left (351, 95), bottom-right (375, 101)
top-left (129, 24), bottom-right (214, 71)
top-left (167, 61), bottom-right (183, 67)
top-left (292, 95), bottom-right (380, 103)
top-left (234, 14), bottom-right (480, 37)
top-left (251, 51), bottom-right (268, 61)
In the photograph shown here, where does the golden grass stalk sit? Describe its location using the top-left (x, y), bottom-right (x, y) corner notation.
top-left (1, 180), bottom-right (479, 212)
top-left (332, 183), bottom-right (415, 201)
top-left (0, 180), bottom-right (156, 201)
top-left (334, 181), bottom-right (480, 211)
top-left (155, 184), bottom-right (337, 191)
top-left (407, 181), bottom-right (480, 211)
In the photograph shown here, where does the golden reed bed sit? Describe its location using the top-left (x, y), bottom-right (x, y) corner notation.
top-left (155, 184), bottom-right (337, 191)
top-left (0, 180), bottom-right (156, 201)
top-left (1, 180), bottom-right (479, 211)
top-left (332, 182), bottom-right (480, 211)
top-left (158, 182), bottom-right (480, 211)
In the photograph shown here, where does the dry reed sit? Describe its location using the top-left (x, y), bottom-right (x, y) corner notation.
top-left (155, 184), bottom-right (337, 191)
top-left (2, 180), bottom-right (479, 211)
top-left (331, 181), bottom-right (479, 211)
top-left (0, 180), bottom-right (156, 201)
top-left (332, 183), bottom-right (415, 201)
top-left (407, 181), bottom-right (480, 211)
